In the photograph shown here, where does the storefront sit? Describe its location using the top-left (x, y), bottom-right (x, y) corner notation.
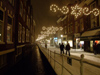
top-left (74, 33), bottom-right (84, 49)
top-left (81, 29), bottom-right (100, 52)
top-left (67, 35), bottom-right (73, 47)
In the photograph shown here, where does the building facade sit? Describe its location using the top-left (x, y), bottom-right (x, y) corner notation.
top-left (0, 0), bottom-right (35, 74)
top-left (57, 0), bottom-right (100, 52)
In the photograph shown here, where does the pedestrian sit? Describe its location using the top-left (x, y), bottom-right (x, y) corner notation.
top-left (97, 42), bottom-right (100, 54)
top-left (60, 43), bottom-right (64, 54)
top-left (93, 42), bottom-right (97, 55)
top-left (65, 43), bottom-right (70, 56)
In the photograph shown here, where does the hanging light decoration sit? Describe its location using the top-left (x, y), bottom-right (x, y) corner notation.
top-left (50, 4), bottom-right (59, 12)
top-left (50, 4), bottom-right (69, 14)
top-left (83, 7), bottom-right (99, 16)
top-left (71, 4), bottom-right (82, 18)
top-left (59, 27), bottom-right (63, 31)
top-left (60, 6), bottom-right (69, 14)
top-left (42, 26), bottom-right (46, 30)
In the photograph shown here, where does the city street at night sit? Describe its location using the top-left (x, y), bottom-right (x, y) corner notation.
top-left (0, 0), bottom-right (100, 75)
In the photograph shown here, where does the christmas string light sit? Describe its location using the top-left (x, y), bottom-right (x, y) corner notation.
top-left (50, 4), bottom-right (100, 18)
top-left (50, 4), bottom-right (69, 14)
top-left (83, 7), bottom-right (99, 16)
top-left (71, 4), bottom-right (82, 18)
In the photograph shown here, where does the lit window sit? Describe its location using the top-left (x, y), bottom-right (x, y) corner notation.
top-left (0, 8), bottom-right (4, 43)
top-left (7, 15), bottom-right (13, 42)
top-left (18, 23), bottom-right (22, 43)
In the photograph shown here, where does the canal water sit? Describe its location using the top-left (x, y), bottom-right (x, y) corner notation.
top-left (4, 45), bottom-right (56, 75)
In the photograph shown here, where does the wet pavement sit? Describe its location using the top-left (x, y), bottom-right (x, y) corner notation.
top-left (4, 45), bottom-right (56, 75)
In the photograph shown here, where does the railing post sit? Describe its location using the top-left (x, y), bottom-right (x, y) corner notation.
top-left (50, 51), bottom-right (51, 64)
top-left (54, 51), bottom-right (55, 69)
top-left (61, 55), bottom-right (64, 75)
top-left (80, 54), bottom-right (84, 75)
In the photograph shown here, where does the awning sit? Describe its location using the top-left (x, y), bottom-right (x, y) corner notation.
top-left (81, 29), bottom-right (100, 37)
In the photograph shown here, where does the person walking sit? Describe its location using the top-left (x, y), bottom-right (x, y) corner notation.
top-left (60, 43), bottom-right (64, 54)
top-left (93, 42), bottom-right (97, 55)
top-left (65, 43), bottom-right (70, 56)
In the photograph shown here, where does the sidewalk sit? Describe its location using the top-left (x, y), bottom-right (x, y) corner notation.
top-left (41, 44), bottom-right (100, 63)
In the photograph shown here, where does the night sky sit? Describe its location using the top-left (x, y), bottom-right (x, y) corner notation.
top-left (31, 0), bottom-right (75, 39)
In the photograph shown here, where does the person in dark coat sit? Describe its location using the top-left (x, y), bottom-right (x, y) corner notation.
top-left (97, 42), bottom-right (100, 54)
top-left (93, 42), bottom-right (97, 55)
top-left (60, 43), bottom-right (64, 54)
top-left (65, 43), bottom-right (70, 56)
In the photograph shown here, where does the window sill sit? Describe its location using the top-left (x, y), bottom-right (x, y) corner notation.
top-left (7, 41), bottom-right (13, 44)
top-left (0, 42), bottom-right (5, 44)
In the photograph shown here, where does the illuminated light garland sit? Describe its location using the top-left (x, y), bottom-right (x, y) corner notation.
top-left (59, 27), bottom-right (63, 31)
top-left (83, 7), bottom-right (99, 16)
top-left (71, 4), bottom-right (82, 18)
top-left (42, 26), bottom-right (46, 30)
top-left (50, 4), bottom-right (69, 14)
top-left (92, 8), bottom-right (99, 16)
top-left (50, 4), bottom-right (59, 12)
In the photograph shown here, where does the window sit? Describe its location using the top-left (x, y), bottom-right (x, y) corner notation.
top-left (20, 1), bottom-right (23, 17)
top-left (28, 6), bottom-right (30, 14)
top-left (18, 23), bottom-right (22, 43)
top-left (90, 2), bottom-right (97, 28)
top-left (27, 15), bottom-right (28, 26)
top-left (23, 9), bottom-right (25, 21)
top-left (75, 22), bottom-right (78, 33)
top-left (22, 27), bottom-right (25, 43)
top-left (80, 19), bottom-right (84, 32)
top-left (7, 15), bottom-right (13, 43)
top-left (9, 0), bottom-right (14, 6)
top-left (26, 29), bottom-right (29, 42)
top-left (0, 54), bottom-right (7, 68)
top-left (28, 18), bottom-right (30, 28)
top-left (0, 8), bottom-right (4, 43)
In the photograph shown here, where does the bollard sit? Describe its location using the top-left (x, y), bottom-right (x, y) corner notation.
top-left (80, 54), bottom-right (84, 75)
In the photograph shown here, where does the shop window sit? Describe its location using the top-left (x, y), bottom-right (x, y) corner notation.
top-left (22, 27), bottom-right (25, 43)
top-left (20, 1), bottom-right (23, 17)
top-left (18, 23), bottom-right (22, 43)
top-left (7, 15), bottom-right (13, 43)
top-left (0, 8), bottom-right (4, 43)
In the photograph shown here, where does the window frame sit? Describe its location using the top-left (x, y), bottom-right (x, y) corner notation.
top-left (18, 23), bottom-right (22, 43)
top-left (0, 7), bottom-right (5, 44)
top-left (7, 14), bottom-right (13, 44)
top-left (22, 26), bottom-right (25, 43)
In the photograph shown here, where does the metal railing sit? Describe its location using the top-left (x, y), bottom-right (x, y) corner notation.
top-left (37, 44), bottom-right (100, 75)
